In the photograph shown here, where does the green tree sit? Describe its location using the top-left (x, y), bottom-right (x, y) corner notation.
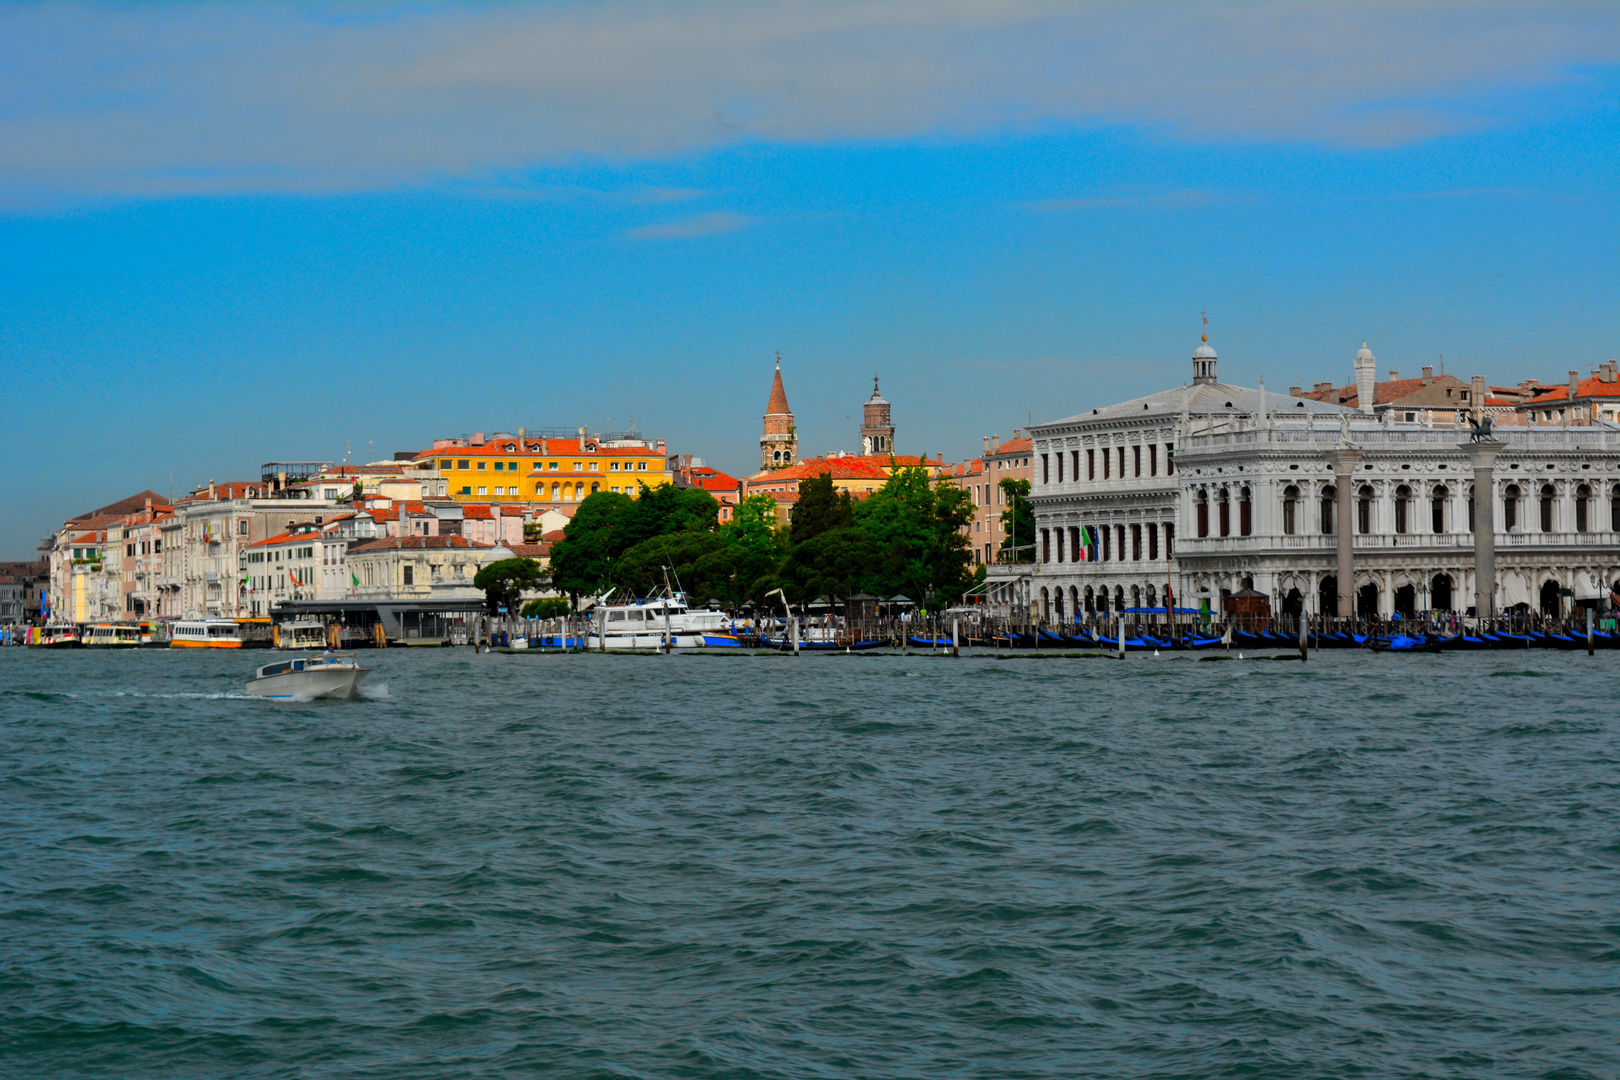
top-left (854, 467), bottom-right (974, 603)
top-left (790, 474), bottom-right (853, 545)
top-left (619, 483), bottom-right (720, 549)
top-left (774, 525), bottom-right (879, 603)
top-left (548, 491), bottom-right (634, 602)
top-left (998, 478), bottom-right (1034, 563)
top-left (521, 596), bottom-right (571, 619)
top-left (473, 557), bottom-right (547, 615)
top-left (613, 530), bottom-right (724, 599)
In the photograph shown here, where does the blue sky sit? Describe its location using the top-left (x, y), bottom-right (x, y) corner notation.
top-left (2, 2), bottom-right (1618, 556)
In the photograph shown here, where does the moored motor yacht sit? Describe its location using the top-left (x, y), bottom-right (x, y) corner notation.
top-left (26, 625), bottom-right (81, 649)
top-left (589, 590), bottom-right (741, 650)
top-left (274, 620), bottom-right (330, 650)
top-left (245, 652), bottom-right (371, 699)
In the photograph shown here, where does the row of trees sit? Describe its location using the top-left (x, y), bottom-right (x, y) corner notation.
top-left (477, 466), bottom-right (1036, 613)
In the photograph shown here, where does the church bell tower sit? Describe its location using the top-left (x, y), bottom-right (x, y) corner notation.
top-left (760, 356), bottom-right (797, 470)
top-left (860, 374), bottom-right (894, 455)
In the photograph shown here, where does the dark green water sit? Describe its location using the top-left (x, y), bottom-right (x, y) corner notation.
top-left (2, 647), bottom-right (1617, 1078)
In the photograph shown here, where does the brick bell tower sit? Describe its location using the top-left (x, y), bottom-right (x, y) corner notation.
top-left (860, 373), bottom-right (894, 455)
top-left (760, 356), bottom-right (797, 470)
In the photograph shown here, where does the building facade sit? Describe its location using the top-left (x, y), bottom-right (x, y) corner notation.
top-left (415, 429), bottom-right (670, 505)
top-left (1023, 335), bottom-right (1620, 623)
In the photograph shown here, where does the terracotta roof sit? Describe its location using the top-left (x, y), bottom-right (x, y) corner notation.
top-left (500, 507), bottom-right (525, 516)
top-left (760, 456), bottom-right (891, 482)
top-left (71, 532), bottom-right (104, 545)
top-left (415, 440), bottom-right (662, 460)
top-left (246, 527), bottom-right (324, 548)
top-left (689, 468), bottom-right (741, 492)
top-left (1526, 375), bottom-right (1620, 403)
top-left (990, 438), bottom-right (1032, 455)
top-left (346, 536), bottom-right (495, 553)
top-left (68, 490), bottom-right (168, 523)
top-left (766, 363), bottom-right (792, 415)
top-left (507, 543), bottom-right (550, 559)
top-left (461, 505), bottom-right (494, 520)
top-left (542, 529), bottom-right (566, 542)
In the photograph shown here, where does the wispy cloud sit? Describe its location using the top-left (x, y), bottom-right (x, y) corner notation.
top-left (1023, 190), bottom-right (1228, 212)
top-left (626, 211), bottom-right (751, 240)
top-left (1, 2), bottom-right (1616, 205)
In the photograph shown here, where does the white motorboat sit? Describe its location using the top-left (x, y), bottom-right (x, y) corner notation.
top-left (245, 652), bottom-right (371, 700)
top-left (589, 590), bottom-right (742, 650)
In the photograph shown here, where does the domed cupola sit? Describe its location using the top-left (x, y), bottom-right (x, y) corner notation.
top-left (1192, 336), bottom-right (1218, 384)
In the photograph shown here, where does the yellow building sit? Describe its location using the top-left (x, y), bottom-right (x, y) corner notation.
top-left (413, 433), bottom-right (671, 505)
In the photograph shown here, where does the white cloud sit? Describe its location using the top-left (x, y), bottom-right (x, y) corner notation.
top-left (626, 211), bottom-right (752, 240)
top-left (1, 2), bottom-right (1615, 204)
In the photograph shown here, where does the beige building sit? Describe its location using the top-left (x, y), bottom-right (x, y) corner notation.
top-left (346, 535), bottom-right (512, 601)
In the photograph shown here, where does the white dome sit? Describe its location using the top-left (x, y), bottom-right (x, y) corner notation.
top-left (1192, 342), bottom-right (1217, 360)
top-left (1355, 340), bottom-right (1375, 362)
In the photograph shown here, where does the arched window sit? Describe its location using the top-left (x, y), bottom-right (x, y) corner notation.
top-left (1576, 484), bottom-right (1591, 532)
top-left (1147, 584), bottom-right (1157, 609)
top-left (1357, 485), bottom-right (1373, 534)
top-left (1320, 485), bottom-right (1336, 534)
top-left (1431, 485), bottom-right (1448, 534)
top-left (1218, 489), bottom-right (1231, 537)
top-left (1196, 490), bottom-right (1209, 537)
top-left (1282, 485), bottom-right (1299, 535)
top-left (1130, 584), bottom-right (1141, 609)
top-left (591, 482), bottom-right (601, 495)
top-left (1539, 484), bottom-right (1554, 532)
top-left (1394, 484), bottom-right (1411, 534)
top-left (1503, 484), bottom-right (1520, 531)
top-left (1086, 585), bottom-right (1098, 615)
top-left (1114, 585), bottom-right (1125, 612)
top-left (1239, 487), bottom-right (1252, 536)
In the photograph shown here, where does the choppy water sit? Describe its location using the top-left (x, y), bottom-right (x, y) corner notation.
top-left (2, 647), bottom-right (1617, 1079)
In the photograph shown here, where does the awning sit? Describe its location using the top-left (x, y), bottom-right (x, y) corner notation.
top-left (1499, 571), bottom-right (1530, 608)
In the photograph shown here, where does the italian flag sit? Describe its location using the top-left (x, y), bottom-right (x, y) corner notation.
top-left (1077, 525), bottom-right (1093, 561)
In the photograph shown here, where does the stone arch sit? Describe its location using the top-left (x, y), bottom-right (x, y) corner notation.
top-left (1356, 578), bottom-right (1379, 618)
top-left (1539, 577), bottom-right (1562, 617)
top-left (1431, 573), bottom-right (1453, 611)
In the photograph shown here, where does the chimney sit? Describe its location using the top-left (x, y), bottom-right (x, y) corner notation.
top-left (1388, 369), bottom-right (1399, 381)
top-left (1421, 365), bottom-right (1433, 382)
top-left (471, 432), bottom-right (485, 446)
top-left (1314, 381), bottom-right (1334, 395)
top-left (1570, 369), bottom-right (1580, 398)
top-left (518, 427), bottom-right (526, 440)
top-left (1470, 375), bottom-right (1487, 414)
top-left (208, 479), bottom-right (215, 499)
top-left (1288, 386), bottom-right (1302, 397)
top-left (656, 439), bottom-right (666, 454)
top-left (540, 437), bottom-right (548, 454)
top-left (1353, 342), bottom-right (1377, 415)
top-left (983, 435), bottom-right (990, 453)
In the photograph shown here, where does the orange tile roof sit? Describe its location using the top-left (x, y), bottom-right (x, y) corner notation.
top-left (416, 440), bottom-right (661, 460)
top-left (461, 505), bottom-right (493, 520)
top-left (762, 456), bottom-right (892, 482)
top-left (1526, 376), bottom-right (1620, 402)
top-left (990, 438), bottom-right (1032, 455)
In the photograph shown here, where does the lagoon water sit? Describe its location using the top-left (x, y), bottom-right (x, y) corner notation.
top-left (2, 646), bottom-right (1617, 1078)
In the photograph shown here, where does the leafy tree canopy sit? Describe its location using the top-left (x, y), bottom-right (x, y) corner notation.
top-left (790, 474), bottom-right (853, 545)
top-left (473, 557), bottom-right (547, 615)
top-left (521, 596), bottom-right (571, 619)
top-left (547, 491), bottom-right (633, 597)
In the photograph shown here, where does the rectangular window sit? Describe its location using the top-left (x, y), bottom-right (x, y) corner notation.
top-left (457, 460), bottom-right (469, 470)
top-left (1117, 447), bottom-right (1126, 477)
top-left (1041, 454), bottom-right (1049, 484)
top-left (638, 462), bottom-right (647, 471)
top-left (1148, 524), bottom-right (1158, 560)
top-left (1131, 524), bottom-right (1141, 560)
top-left (1149, 445), bottom-right (1157, 476)
top-left (440, 459), bottom-right (451, 470)
top-left (611, 462), bottom-right (620, 471)
top-left (548, 461), bottom-right (559, 471)
top-left (1103, 449), bottom-right (1110, 480)
top-left (1134, 445), bottom-right (1141, 477)
top-left (477, 461), bottom-right (486, 470)
top-left (461, 486), bottom-right (472, 495)
top-left (477, 486), bottom-right (487, 496)
top-left (493, 462), bottom-right (503, 471)
top-left (1164, 523), bottom-right (1173, 558)
top-left (1055, 453), bottom-right (1063, 483)
top-left (1087, 449), bottom-right (1095, 480)
top-left (402, 564), bottom-right (413, 586)
top-left (589, 462), bottom-right (598, 472)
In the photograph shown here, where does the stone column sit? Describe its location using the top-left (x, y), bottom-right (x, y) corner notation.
top-left (1463, 439), bottom-right (1503, 620)
top-left (1327, 449), bottom-right (1363, 617)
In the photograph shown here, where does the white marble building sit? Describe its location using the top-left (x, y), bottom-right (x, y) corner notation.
top-left (1025, 338), bottom-right (1620, 622)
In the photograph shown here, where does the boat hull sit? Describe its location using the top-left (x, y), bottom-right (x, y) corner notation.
top-left (246, 667), bottom-right (370, 700)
